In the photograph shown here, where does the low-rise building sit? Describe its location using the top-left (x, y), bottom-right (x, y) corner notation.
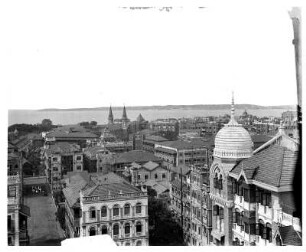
top-left (129, 161), bottom-right (168, 186)
top-left (63, 172), bottom-right (149, 246)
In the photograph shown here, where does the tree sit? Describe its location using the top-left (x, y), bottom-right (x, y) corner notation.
top-left (90, 121), bottom-right (97, 126)
top-left (149, 197), bottom-right (185, 246)
top-left (42, 119), bottom-right (52, 127)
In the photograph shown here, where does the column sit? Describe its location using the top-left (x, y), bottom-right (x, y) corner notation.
top-left (14, 210), bottom-right (19, 246)
top-left (224, 206), bottom-right (233, 246)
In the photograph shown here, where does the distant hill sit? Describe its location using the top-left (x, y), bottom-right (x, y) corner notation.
top-left (39, 104), bottom-right (296, 112)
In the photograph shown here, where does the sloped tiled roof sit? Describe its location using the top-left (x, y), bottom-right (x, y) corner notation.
top-left (144, 135), bottom-right (168, 142)
top-left (230, 145), bottom-right (298, 188)
top-left (85, 182), bottom-right (139, 197)
top-left (45, 142), bottom-right (81, 155)
top-left (114, 150), bottom-right (161, 164)
top-left (143, 161), bottom-right (159, 171)
top-left (63, 178), bottom-right (88, 208)
top-left (279, 226), bottom-right (302, 246)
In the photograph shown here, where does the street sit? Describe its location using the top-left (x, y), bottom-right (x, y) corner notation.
top-left (24, 194), bottom-right (65, 245)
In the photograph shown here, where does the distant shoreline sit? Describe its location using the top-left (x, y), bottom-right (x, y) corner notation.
top-left (9, 104), bottom-right (296, 112)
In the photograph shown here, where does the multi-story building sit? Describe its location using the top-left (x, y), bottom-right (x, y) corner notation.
top-left (169, 177), bottom-right (190, 244)
top-left (154, 139), bottom-right (209, 180)
top-left (83, 146), bottom-right (113, 173)
top-left (142, 135), bottom-right (168, 153)
top-left (188, 165), bottom-right (212, 246)
top-left (208, 95), bottom-right (302, 246)
top-left (209, 96), bottom-right (254, 246)
top-left (44, 126), bottom-right (98, 148)
top-left (7, 150), bottom-right (30, 246)
top-left (43, 142), bottom-right (84, 192)
top-left (63, 171), bottom-right (149, 246)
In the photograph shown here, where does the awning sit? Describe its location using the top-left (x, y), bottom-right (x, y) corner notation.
top-left (20, 204), bottom-right (31, 217)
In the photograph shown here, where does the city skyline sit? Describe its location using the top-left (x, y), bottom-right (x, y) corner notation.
top-left (3, 3), bottom-right (298, 110)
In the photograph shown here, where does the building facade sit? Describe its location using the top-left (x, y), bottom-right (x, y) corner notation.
top-left (63, 172), bottom-right (149, 246)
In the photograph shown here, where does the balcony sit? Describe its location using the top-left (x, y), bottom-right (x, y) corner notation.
top-left (258, 204), bottom-right (272, 220)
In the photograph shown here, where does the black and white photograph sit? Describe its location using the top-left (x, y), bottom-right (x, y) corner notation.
top-left (2, 0), bottom-right (303, 248)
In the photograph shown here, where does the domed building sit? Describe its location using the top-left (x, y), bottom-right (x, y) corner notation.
top-left (209, 94), bottom-right (254, 246)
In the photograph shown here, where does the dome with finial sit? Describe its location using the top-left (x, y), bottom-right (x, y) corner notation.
top-left (214, 93), bottom-right (253, 159)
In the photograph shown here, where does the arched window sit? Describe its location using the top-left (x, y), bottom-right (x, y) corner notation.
top-left (214, 173), bottom-right (218, 188)
top-left (113, 205), bottom-right (119, 217)
top-left (136, 221), bottom-right (142, 233)
top-left (125, 242), bottom-right (130, 246)
top-left (89, 226), bottom-right (96, 236)
top-left (125, 223), bottom-right (130, 234)
top-left (89, 207), bottom-right (96, 219)
top-left (124, 204), bottom-right (130, 215)
top-left (136, 240), bottom-right (142, 246)
top-left (136, 203), bottom-right (142, 214)
top-left (219, 175), bottom-right (223, 190)
top-left (113, 224), bottom-right (119, 236)
top-left (101, 206), bottom-right (107, 217)
top-left (101, 225), bottom-right (108, 235)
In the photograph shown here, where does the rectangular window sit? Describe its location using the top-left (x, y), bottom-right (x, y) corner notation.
top-left (137, 174), bottom-right (141, 180)
top-left (53, 167), bottom-right (58, 171)
top-left (155, 174), bottom-right (158, 179)
top-left (76, 156), bottom-right (82, 161)
top-left (8, 186), bottom-right (16, 197)
top-left (145, 175), bottom-right (148, 180)
top-left (76, 165), bottom-right (82, 170)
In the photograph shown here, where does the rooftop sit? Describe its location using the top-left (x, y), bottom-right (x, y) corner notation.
top-left (155, 139), bottom-right (206, 150)
top-left (230, 145), bottom-right (298, 189)
top-left (45, 142), bottom-right (81, 155)
top-left (278, 226), bottom-right (302, 246)
top-left (114, 150), bottom-right (161, 164)
top-left (63, 172), bottom-right (141, 207)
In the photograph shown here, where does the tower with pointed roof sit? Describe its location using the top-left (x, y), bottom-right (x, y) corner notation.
top-left (108, 106), bottom-right (114, 125)
top-left (209, 93), bottom-right (254, 245)
top-left (121, 105), bottom-right (129, 128)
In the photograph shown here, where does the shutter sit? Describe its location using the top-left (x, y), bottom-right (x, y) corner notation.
top-left (267, 194), bottom-right (272, 207)
top-left (244, 223), bottom-right (249, 234)
top-left (269, 228), bottom-right (272, 242)
top-left (262, 227), bottom-right (267, 239)
top-left (250, 224), bottom-right (256, 235)
top-left (219, 179), bottom-right (223, 190)
top-left (255, 223), bottom-right (259, 235)
top-left (213, 205), bottom-right (217, 216)
top-left (213, 178), bottom-right (217, 188)
top-left (250, 189), bottom-right (256, 203)
top-left (219, 208), bottom-right (224, 219)
top-left (232, 181), bottom-right (237, 194)
top-left (244, 188), bottom-right (249, 202)
top-left (232, 211), bottom-right (237, 223)
top-left (262, 194), bottom-right (267, 206)
top-left (238, 186), bottom-right (243, 196)
top-left (255, 190), bottom-right (261, 203)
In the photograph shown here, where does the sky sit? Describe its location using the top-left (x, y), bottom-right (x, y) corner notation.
top-left (2, 0), bottom-right (300, 109)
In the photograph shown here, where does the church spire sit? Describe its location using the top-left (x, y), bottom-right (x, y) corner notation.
top-left (108, 105), bottom-right (113, 125)
top-left (122, 105), bottom-right (128, 120)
